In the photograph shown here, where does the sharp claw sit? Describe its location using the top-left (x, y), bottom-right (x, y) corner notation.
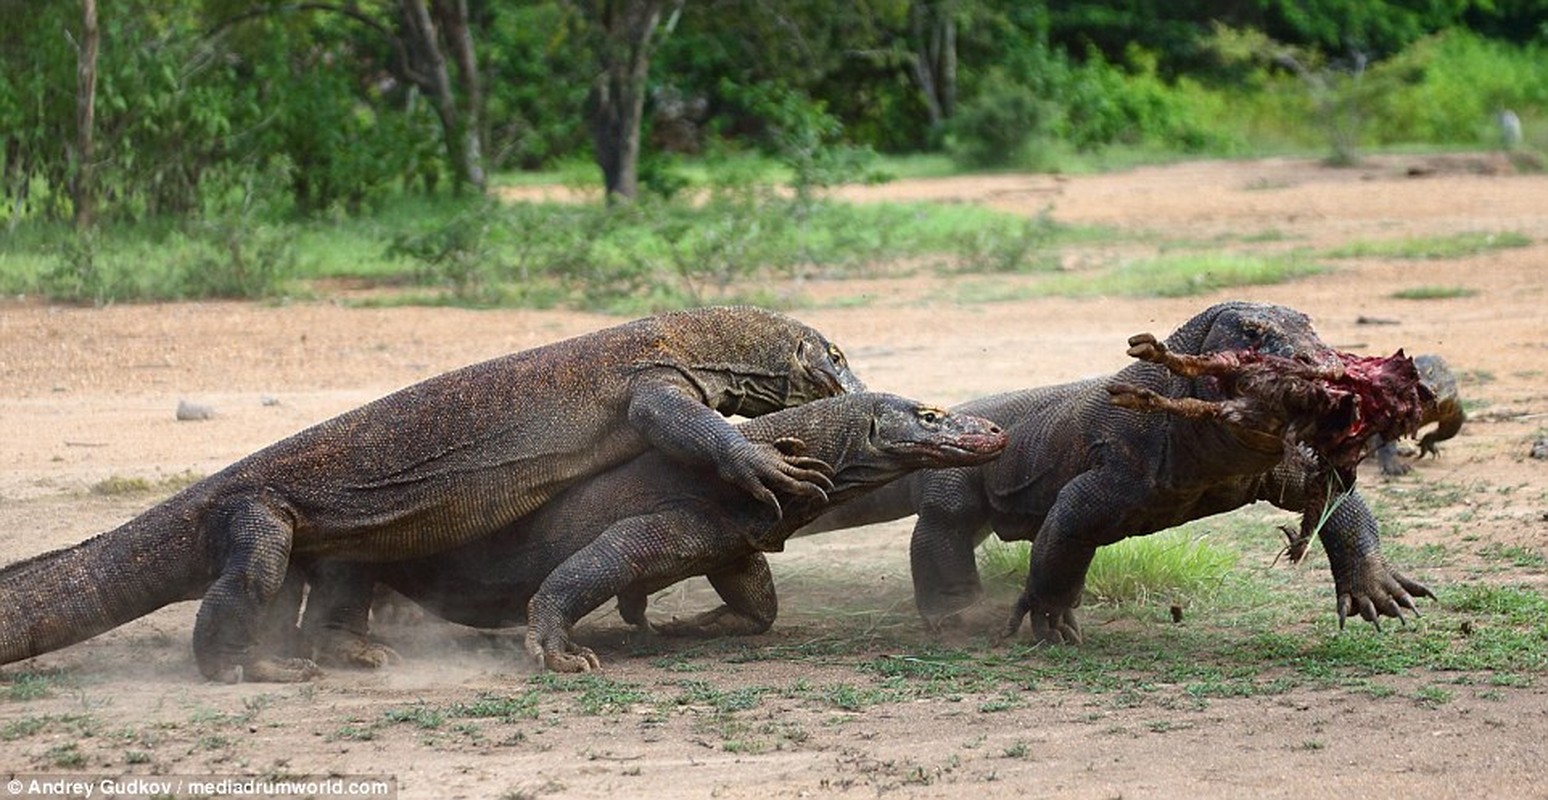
top-left (1337, 595), bottom-right (1351, 629)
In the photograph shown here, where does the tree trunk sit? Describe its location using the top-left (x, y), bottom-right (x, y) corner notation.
top-left (73, 0), bottom-right (99, 231)
top-left (400, 0), bottom-right (484, 193)
top-left (435, 0), bottom-right (485, 190)
top-left (910, 0), bottom-right (956, 132)
top-left (585, 0), bottom-right (670, 202)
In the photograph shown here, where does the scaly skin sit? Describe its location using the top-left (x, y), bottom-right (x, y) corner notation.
top-left (300, 393), bottom-right (1007, 672)
top-left (0, 307), bottom-right (863, 682)
top-left (800, 301), bottom-right (1434, 644)
top-left (1375, 354), bottom-right (1465, 476)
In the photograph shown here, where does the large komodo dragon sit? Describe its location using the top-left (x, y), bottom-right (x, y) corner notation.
top-left (301, 392), bottom-right (1008, 672)
top-left (803, 300), bottom-right (1435, 644)
top-left (1374, 354), bottom-right (1465, 476)
top-left (0, 306), bottom-right (864, 683)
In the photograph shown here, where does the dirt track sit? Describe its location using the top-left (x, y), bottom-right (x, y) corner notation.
top-left (2, 154), bottom-right (1547, 798)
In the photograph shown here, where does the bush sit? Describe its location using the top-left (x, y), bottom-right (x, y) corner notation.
top-left (1365, 31), bottom-right (1548, 147)
top-left (946, 71), bottom-right (1054, 168)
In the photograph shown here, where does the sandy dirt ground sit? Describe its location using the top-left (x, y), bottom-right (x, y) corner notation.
top-left (1, 154), bottom-right (1547, 799)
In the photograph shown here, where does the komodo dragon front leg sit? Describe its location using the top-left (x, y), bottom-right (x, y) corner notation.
top-left (1003, 471), bottom-right (1131, 645)
top-left (524, 515), bottom-right (688, 672)
top-left (1262, 452), bottom-right (1433, 627)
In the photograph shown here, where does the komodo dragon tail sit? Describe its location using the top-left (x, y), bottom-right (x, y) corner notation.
top-left (0, 499), bottom-right (210, 667)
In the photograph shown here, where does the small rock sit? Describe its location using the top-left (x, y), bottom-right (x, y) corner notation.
top-left (1531, 437), bottom-right (1548, 460)
top-left (176, 400), bottom-right (216, 421)
top-left (261, 395), bottom-right (281, 407)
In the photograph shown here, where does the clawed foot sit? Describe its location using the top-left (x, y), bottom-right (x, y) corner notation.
top-left (525, 627), bottom-right (601, 673)
top-left (215, 656), bottom-right (324, 684)
top-left (1336, 556), bottom-right (1435, 630)
top-left (916, 584), bottom-right (986, 635)
top-left (1002, 595), bottom-right (1083, 646)
top-left (311, 629), bottom-right (402, 669)
top-left (722, 439), bottom-right (835, 518)
top-left (653, 605), bottom-right (771, 638)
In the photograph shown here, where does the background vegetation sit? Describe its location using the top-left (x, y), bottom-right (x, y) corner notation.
top-left (4, 0), bottom-right (1547, 306)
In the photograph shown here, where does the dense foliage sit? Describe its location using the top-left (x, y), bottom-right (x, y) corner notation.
top-left (6, 0), bottom-right (1548, 228)
top-left (3, 1), bottom-right (1547, 303)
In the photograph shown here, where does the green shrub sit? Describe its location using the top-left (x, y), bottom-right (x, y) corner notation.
top-left (946, 71), bottom-right (1054, 168)
top-left (1366, 31), bottom-right (1548, 147)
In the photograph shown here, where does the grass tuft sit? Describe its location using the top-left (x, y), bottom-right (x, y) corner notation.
top-left (1036, 252), bottom-right (1327, 298)
top-left (978, 528), bottom-right (1239, 607)
top-left (1322, 231), bottom-right (1530, 260)
top-left (1389, 285), bottom-right (1478, 300)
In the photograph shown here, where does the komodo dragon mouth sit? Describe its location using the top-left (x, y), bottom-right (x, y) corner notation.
top-left (1107, 332), bottom-right (1432, 473)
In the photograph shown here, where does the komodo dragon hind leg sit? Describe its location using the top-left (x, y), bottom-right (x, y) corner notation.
top-left (653, 554), bottom-right (778, 638)
top-left (299, 562), bottom-right (402, 669)
top-left (192, 502), bottom-right (322, 683)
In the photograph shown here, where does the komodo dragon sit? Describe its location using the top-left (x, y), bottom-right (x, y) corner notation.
top-left (0, 306), bottom-right (863, 683)
top-left (1374, 354), bottom-right (1465, 476)
top-left (299, 393), bottom-right (1008, 672)
top-left (802, 301), bottom-right (1434, 644)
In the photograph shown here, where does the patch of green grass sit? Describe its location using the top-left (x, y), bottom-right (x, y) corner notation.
top-left (530, 674), bottom-right (653, 715)
top-left (90, 470), bottom-right (203, 497)
top-left (672, 680), bottom-right (768, 714)
top-left (1322, 231), bottom-right (1530, 260)
top-left (977, 693), bottom-right (1022, 713)
top-left (815, 682), bottom-right (904, 712)
top-left (4, 187), bottom-right (1079, 311)
top-left (451, 691), bottom-right (541, 721)
top-left (1382, 541), bottom-right (1450, 568)
top-left (1034, 251), bottom-right (1327, 298)
top-left (1446, 583), bottom-right (1548, 623)
top-left (0, 716), bottom-right (50, 741)
top-left (977, 528), bottom-right (1239, 606)
top-left (1389, 285), bottom-right (1478, 300)
top-left (331, 724), bottom-right (378, 742)
top-left (382, 704), bottom-right (445, 730)
top-left (2, 670), bottom-right (74, 701)
top-left (1476, 543), bottom-right (1547, 569)
top-left (1414, 685), bottom-right (1454, 706)
top-left (45, 742), bottom-right (87, 768)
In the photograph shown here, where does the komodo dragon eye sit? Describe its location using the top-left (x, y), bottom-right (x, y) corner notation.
top-left (916, 408), bottom-right (944, 425)
top-left (827, 343), bottom-right (846, 366)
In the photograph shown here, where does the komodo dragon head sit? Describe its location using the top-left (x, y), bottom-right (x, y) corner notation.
top-left (657, 306), bottom-right (866, 417)
top-left (760, 393), bottom-right (1008, 495)
top-left (1177, 300), bottom-right (1339, 372)
top-left (863, 394), bottom-right (1009, 471)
